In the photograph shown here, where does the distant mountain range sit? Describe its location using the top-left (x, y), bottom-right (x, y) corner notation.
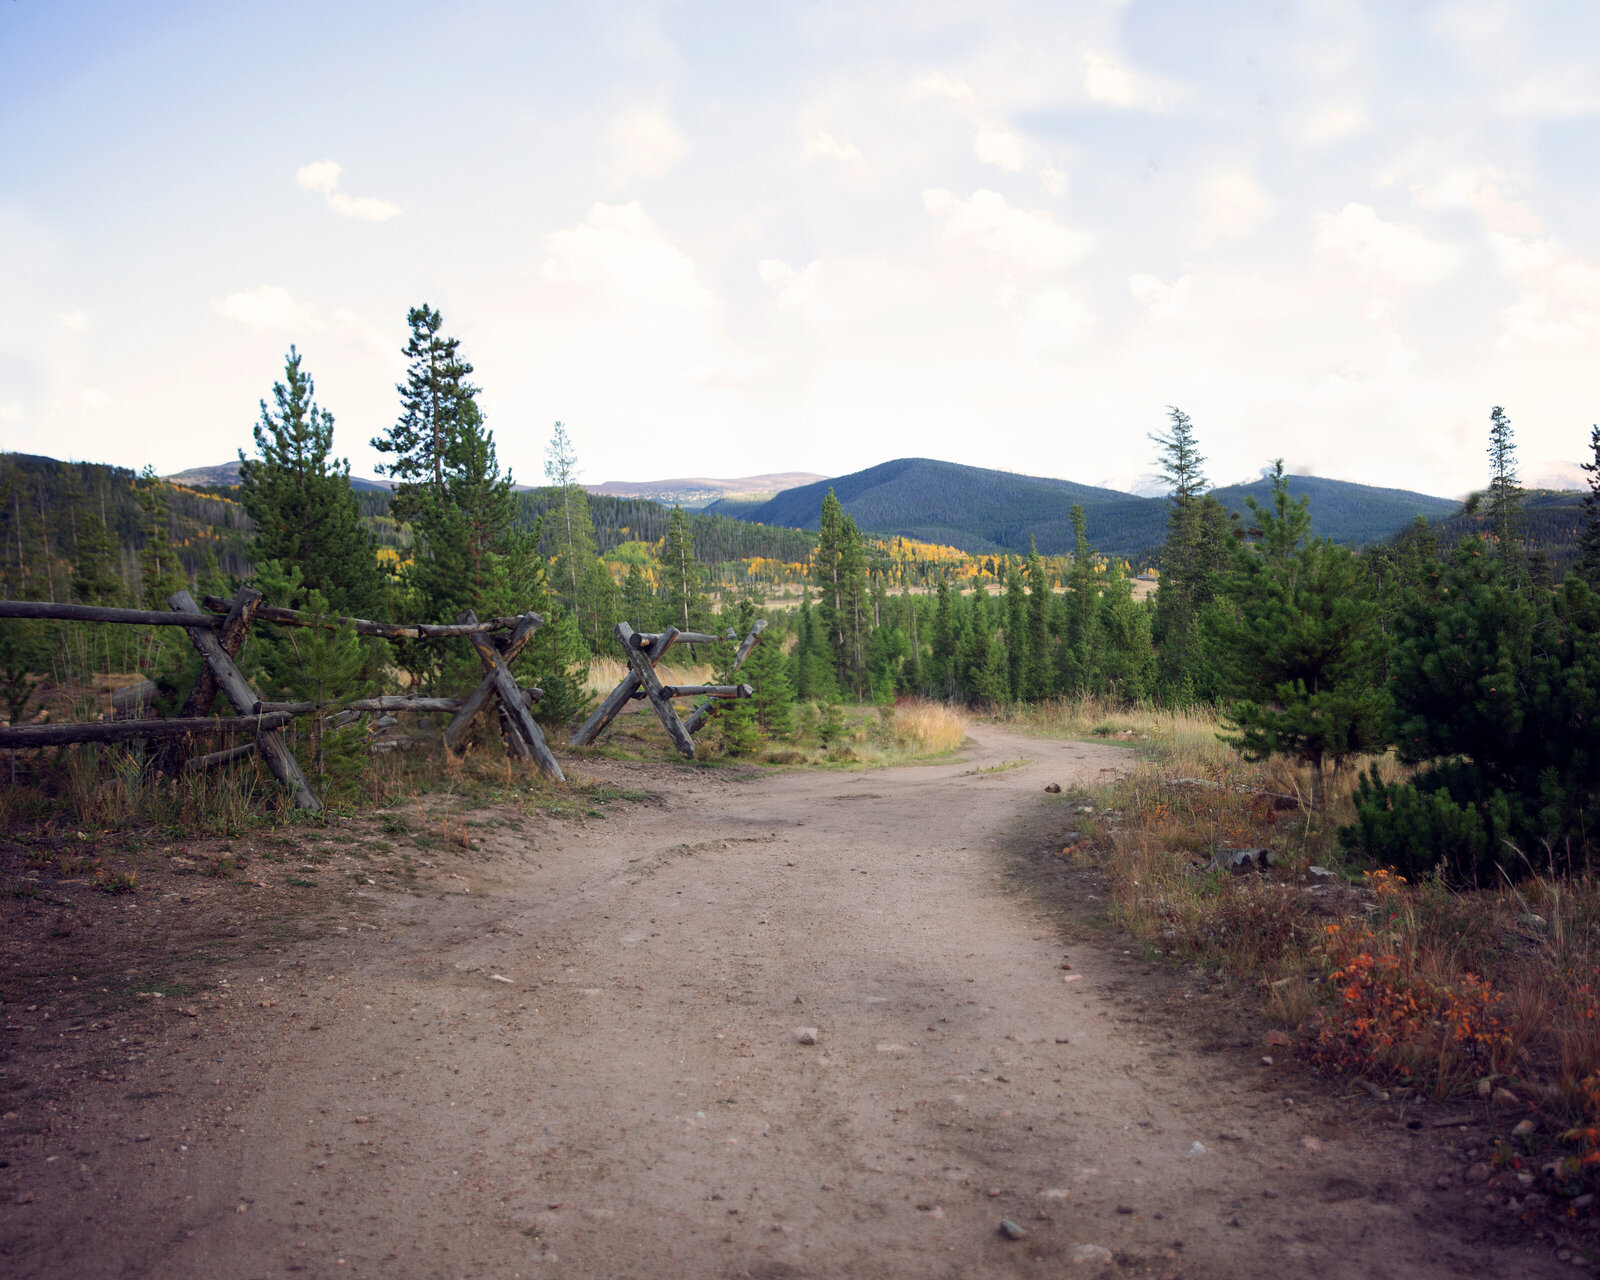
top-left (704, 457), bottom-right (1461, 558)
top-left (585, 472), bottom-right (827, 509)
top-left (167, 462), bottom-right (825, 506)
top-left (166, 460), bottom-right (396, 493)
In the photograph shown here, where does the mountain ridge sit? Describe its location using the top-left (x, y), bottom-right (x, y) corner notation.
top-left (706, 457), bottom-right (1460, 558)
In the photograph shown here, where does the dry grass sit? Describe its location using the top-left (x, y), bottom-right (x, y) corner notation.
top-left (583, 656), bottom-right (715, 698)
top-left (890, 700), bottom-right (967, 755)
top-left (1018, 696), bottom-right (1600, 1186)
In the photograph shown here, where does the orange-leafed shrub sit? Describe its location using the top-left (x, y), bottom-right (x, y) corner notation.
top-left (1308, 915), bottom-right (1514, 1096)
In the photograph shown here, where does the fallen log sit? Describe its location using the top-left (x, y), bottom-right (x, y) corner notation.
top-left (0, 713), bottom-right (292, 748)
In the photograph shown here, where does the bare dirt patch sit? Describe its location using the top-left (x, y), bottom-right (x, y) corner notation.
top-left (0, 728), bottom-right (1583, 1278)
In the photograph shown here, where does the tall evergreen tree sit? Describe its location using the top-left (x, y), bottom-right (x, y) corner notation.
top-left (1024, 540), bottom-right (1053, 699)
top-left (813, 489), bottom-right (868, 697)
top-left (373, 305), bottom-right (475, 501)
top-left (1091, 559), bottom-right (1155, 702)
top-left (238, 347), bottom-right (382, 615)
top-left (1150, 406), bottom-right (1210, 690)
top-left (1579, 423), bottom-right (1600, 591)
top-left (70, 502), bottom-right (121, 605)
top-left (372, 307), bottom-right (516, 633)
top-left (659, 506), bottom-right (707, 631)
top-left (1058, 503), bottom-right (1096, 693)
top-left (1004, 557), bottom-right (1029, 699)
top-left (1486, 405), bottom-right (1524, 578)
top-left (542, 421), bottom-right (603, 644)
top-left (134, 467), bottom-right (185, 607)
top-left (621, 560), bottom-right (655, 630)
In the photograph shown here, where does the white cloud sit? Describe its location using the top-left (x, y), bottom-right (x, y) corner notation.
top-left (923, 189), bottom-right (1091, 275)
top-left (80, 389), bottom-right (112, 409)
top-left (1195, 170), bottom-right (1274, 243)
top-left (59, 310), bottom-right (88, 332)
top-left (758, 258), bottom-right (821, 307)
top-left (296, 160), bottom-right (342, 195)
top-left (912, 71), bottom-right (974, 102)
top-left (973, 124), bottom-right (1027, 172)
top-left (541, 201), bottom-right (717, 316)
top-left (609, 110), bottom-right (687, 184)
top-left (803, 130), bottom-right (863, 163)
top-left (1082, 52), bottom-right (1170, 110)
top-left (1021, 287), bottom-right (1095, 357)
top-left (1038, 165), bottom-right (1066, 196)
top-left (296, 159), bottom-right (400, 221)
top-left (1489, 232), bottom-right (1600, 355)
top-left (1313, 204), bottom-right (1460, 289)
top-left (327, 193), bottom-right (402, 222)
top-left (212, 285), bottom-right (304, 331)
top-left (0, 403), bottom-right (23, 425)
top-left (1128, 272), bottom-right (1193, 319)
top-left (1294, 105), bottom-right (1367, 144)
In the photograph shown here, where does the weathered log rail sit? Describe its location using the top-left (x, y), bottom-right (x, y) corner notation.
top-left (571, 618), bottom-right (767, 758)
top-left (1, 589), bottom-right (564, 808)
top-left (0, 713), bottom-right (293, 748)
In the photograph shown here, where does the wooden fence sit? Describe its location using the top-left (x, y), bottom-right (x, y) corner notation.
top-left (1, 595), bottom-right (771, 807)
top-left (0, 587), bottom-right (563, 810)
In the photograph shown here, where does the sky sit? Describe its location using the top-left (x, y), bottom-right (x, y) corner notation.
top-left (2, 0), bottom-right (1597, 499)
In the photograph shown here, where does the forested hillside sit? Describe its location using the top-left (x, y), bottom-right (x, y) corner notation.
top-left (714, 456), bottom-right (1460, 558)
top-left (0, 452), bottom-right (253, 602)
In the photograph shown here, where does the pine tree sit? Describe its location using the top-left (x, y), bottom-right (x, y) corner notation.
top-left (1091, 559), bottom-right (1155, 702)
top-left (1004, 557), bottom-right (1029, 699)
top-left (1579, 423), bottom-right (1600, 591)
top-left (373, 305), bottom-right (475, 501)
top-left (1150, 407), bottom-right (1218, 692)
top-left (134, 467), bottom-right (185, 607)
top-left (621, 560), bottom-right (655, 631)
top-left (70, 502), bottom-right (121, 605)
top-left (1486, 405), bottom-right (1524, 578)
top-left (253, 566), bottom-right (372, 799)
top-left (813, 489), bottom-right (867, 697)
top-left (930, 577), bottom-right (958, 698)
top-left (1024, 540), bottom-right (1053, 699)
top-left (1059, 504), bottom-right (1096, 693)
top-left (659, 506), bottom-right (706, 632)
top-left (1208, 462), bottom-right (1387, 808)
top-left (542, 422), bottom-right (603, 644)
top-left (1345, 540), bottom-right (1600, 880)
top-left (373, 307), bottom-right (516, 637)
top-left (239, 347), bottom-right (382, 615)
top-left (581, 557), bottom-right (620, 650)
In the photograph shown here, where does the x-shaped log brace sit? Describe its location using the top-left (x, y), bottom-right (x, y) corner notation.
top-left (168, 588), bottom-right (320, 810)
top-left (617, 623), bottom-right (698, 758)
top-left (446, 610), bottom-right (565, 782)
top-left (568, 622), bottom-right (684, 749)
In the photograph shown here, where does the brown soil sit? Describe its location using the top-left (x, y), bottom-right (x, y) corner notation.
top-left (0, 725), bottom-right (1584, 1278)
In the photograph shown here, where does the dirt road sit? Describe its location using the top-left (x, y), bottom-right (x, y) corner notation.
top-left (1, 725), bottom-right (1570, 1278)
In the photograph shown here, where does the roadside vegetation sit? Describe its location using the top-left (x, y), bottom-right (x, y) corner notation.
top-left (1009, 693), bottom-right (1600, 1214)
